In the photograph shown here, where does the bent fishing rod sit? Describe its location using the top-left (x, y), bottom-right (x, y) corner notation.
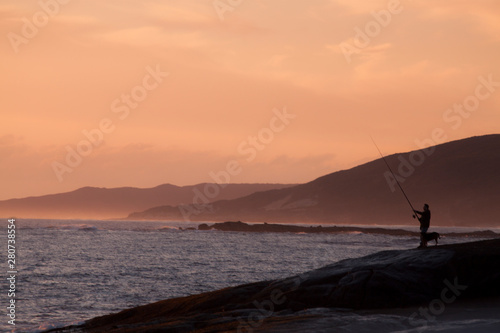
top-left (370, 137), bottom-right (418, 217)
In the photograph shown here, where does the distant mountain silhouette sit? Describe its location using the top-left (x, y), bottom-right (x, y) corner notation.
top-left (128, 135), bottom-right (500, 227)
top-left (0, 183), bottom-right (295, 219)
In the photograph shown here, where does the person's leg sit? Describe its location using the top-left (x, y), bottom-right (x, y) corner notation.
top-left (420, 227), bottom-right (428, 247)
top-left (419, 233), bottom-right (426, 247)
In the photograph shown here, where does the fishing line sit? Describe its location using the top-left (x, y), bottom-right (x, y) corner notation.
top-left (370, 136), bottom-right (417, 216)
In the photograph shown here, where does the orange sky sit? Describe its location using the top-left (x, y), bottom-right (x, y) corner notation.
top-left (1, 0), bottom-right (499, 200)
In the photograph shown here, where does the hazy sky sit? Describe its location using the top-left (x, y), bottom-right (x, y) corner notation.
top-left (2, 0), bottom-right (499, 199)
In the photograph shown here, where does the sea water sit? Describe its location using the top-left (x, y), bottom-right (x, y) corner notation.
top-left (0, 219), bottom-right (497, 332)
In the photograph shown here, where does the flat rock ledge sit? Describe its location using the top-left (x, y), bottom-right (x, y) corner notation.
top-left (48, 239), bottom-right (500, 333)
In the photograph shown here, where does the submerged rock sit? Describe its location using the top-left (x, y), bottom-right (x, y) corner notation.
top-left (48, 239), bottom-right (500, 333)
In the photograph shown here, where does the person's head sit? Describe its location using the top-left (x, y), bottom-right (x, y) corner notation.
top-left (424, 204), bottom-right (429, 211)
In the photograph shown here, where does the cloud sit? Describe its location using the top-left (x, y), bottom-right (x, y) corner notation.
top-left (1, 0), bottom-right (499, 200)
top-left (267, 54), bottom-right (290, 67)
top-left (145, 2), bottom-right (213, 25)
top-left (92, 26), bottom-right (209, 48)
top-left (419, 1), bottom-right (500, 41)
top-left (331, 0), bottom-right (392, 14)
top-left (328, 41), bottom-right (392, 63)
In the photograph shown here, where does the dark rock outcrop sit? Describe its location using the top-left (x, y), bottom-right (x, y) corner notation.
top-left (199, 221), bottom-right (500, 239)
top-left (48, 239), bottom-right (500, 333)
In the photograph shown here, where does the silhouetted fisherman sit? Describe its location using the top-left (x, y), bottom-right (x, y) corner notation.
top-left (414, 204), bottom-right (431, 248)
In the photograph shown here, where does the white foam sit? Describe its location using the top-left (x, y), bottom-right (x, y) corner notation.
top-left (20, 320), bottom-right (85, 333)
top-left (158, 225), bottom-right (179, 231)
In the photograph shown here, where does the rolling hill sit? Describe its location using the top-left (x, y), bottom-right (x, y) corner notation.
top-left (128, 135), bottom-right (500, 227)
top-left (0, 183), bottom-right (295, 219)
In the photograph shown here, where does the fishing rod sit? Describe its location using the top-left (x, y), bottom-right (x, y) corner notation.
top-left (370, 137), bottom-right (418, 217)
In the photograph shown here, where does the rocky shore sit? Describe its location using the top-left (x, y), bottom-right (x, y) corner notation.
top-left (48, 238), bottom-right (500, 333)
top-left (197, 221), bottom-right (500, 238)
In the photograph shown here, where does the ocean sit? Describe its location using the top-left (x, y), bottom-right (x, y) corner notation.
top-left (1, 219), bottom-right (498, 333)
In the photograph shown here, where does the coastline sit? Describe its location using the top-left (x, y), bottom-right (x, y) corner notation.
top-left (47, 238), bottom-right (500, 333)
top-left (196, 221), bottom-right (500, 238)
